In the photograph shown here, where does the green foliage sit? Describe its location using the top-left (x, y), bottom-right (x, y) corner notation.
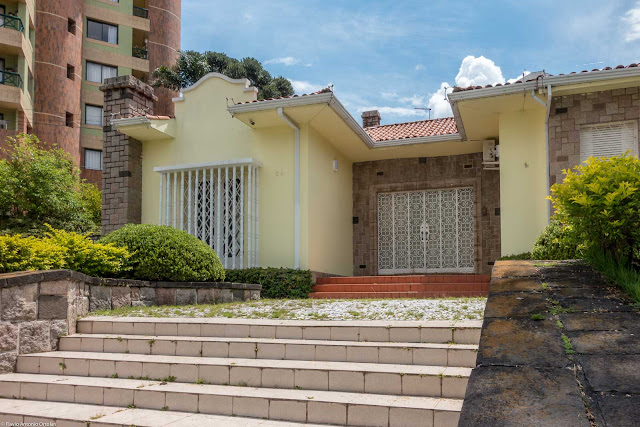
top-left (586, 249), bottom-right (640, 303)
top-left (224, 268), bottom-right (312, 299)
top-left (499, 252), bottom-right (532, 260)
top-left (531, 220), bottom-right (579, 260)
top-left (550, 154), bottom-right (640, 265)
top-left (100, 224), bottom-right (225, 282)
top-left (151, 51), bottom-right (295, 100)
top-left (0, 134), bottom-right (101, 235)
top-left (0, 227), bottom-right (129, 276)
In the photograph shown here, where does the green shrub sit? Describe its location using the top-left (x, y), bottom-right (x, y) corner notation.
top-left (0, 134), bottom-right (101, 235)
top-left (0, 228), bottom-right (129, 276)
top-left (550, 154), bottom-right (640, 265)
top-left (224, 268), bottom-right (312, 299)
top-left (586, 249), bottom-right (640, 303)
top-left (531, 221), bottom-right (580, 260)
top-left (100, 224), bottom-right (225, 282)
top-left (499, 252), bottom-right (532, 260)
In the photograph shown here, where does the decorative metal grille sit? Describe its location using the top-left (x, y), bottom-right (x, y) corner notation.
top-left (377, 188), bottom-right (474, 274)
top-left (157, 161), bottom-right (260, 269)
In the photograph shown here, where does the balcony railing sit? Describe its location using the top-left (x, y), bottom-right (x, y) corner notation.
top-left (0, 14), bottom-right (24, 32)
top-left (133, 6), bottom-right (149, 19)
top-left (132, 46), bottom-right (148, 59)
top-left (0, 71), bottom-right (23, 88)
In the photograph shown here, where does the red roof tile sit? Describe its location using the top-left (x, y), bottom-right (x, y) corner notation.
top-left (452, 63), bottom-right (639, 93)
top-left (365, 117), bottom-right (458, 141)
top-left (235, 87), bottom-right (333, 104)
top-left (146, 115), bottom-right (171, 120)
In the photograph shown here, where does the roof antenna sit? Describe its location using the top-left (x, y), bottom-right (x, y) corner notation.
top-left (414, 107), bottom-right (432, 120)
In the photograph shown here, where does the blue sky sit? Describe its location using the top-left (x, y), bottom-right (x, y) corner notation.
top-left (182, 0), bottom-right (640, 125)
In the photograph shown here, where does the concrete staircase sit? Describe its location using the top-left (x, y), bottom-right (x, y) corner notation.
top-left (0, 317), bottom-right (481, 426)
top-left (311, 274), bottom-right (490, 299)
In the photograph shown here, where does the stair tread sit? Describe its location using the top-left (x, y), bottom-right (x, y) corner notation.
top-left (0, 398), bottom-right (328, 427)
top-left (63, 334), bottom-right (478, 350)
top-left (0, 373), bottom-right (463, 411)
top-left (80, 316), bottom-right (482, 328)
top-left (21, 351), bottom-right (472, 376)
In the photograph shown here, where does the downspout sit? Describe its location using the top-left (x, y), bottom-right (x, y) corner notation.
top-left (277, 107), bottom-right (300, 269)
top-left (531, 83), bottom-right (553, 222)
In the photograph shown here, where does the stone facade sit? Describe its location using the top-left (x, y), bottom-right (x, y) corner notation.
top-left (0, 270), bottom-right (261, 373)
top-left (353, 153), bottom-right (501, 276)
top-left (100, 75), bottom-right (156, 234)
top-left (549, 87), bottom-right (640, 187)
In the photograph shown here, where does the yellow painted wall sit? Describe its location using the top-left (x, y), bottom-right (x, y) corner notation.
top-left (498, 109), bottom-right (549, 256)
top-left (305, 125), bottom-right (353, 276)
top-left (141, 75), bottom-right (297, 269)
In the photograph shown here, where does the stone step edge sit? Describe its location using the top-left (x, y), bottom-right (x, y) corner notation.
top-left (0, 373), bottom-right (464, 412)
top-left (0, 398), bottom-right (329, 427)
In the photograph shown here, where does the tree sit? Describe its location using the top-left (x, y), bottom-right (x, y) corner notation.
top-left (151, 51), bottom-right (294, 100)
top-left (0, 134), bottom-right (101, 235)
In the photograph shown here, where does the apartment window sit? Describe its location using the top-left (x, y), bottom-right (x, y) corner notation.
top-left (85, 104), bottom-right (103, 127)
top-left (65, 112), bottom-right (74, 128)
top-left (580, 121), bottom-right (639, 162)
top-left (68, 18), bottom-right (76, 35)
top-left (84, 149), bottom-right (103, 171)
top-left (86, 61), bottom-right (117, 83)
top-left (67, 64), bottom-right (75, 80)
top-left (87, 19), bottom-right (118, 44)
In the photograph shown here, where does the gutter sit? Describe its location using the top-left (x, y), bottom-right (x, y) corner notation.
top-left (531, 84), bottom-right (553, 222)
top-left (277, 107), bottom-right (301, 270)
top-left (110, 116), bottom-right (151, 129)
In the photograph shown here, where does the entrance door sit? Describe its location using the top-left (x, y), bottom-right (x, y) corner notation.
top-left (377, 188), bottom-right (474, 274)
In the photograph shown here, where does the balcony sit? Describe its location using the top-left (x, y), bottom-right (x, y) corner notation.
top-left (0, 14), bottom-right (24, 33)
top-left (133, 6), bottom-right (149, 19)
top-left (132, 46), bottom-right (148, 60)
top-left (1, 70), bottom-right (22, 88)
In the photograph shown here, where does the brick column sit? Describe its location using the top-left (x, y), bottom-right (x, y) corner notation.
top-left (99, 76), bottom-right (157, 235)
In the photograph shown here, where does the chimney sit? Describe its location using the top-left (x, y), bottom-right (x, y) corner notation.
top-left (361, 110), bottom-right (381, 128)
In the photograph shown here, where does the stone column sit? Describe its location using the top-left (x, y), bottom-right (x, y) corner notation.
top-left (99, 75), bottom-right (157, 235)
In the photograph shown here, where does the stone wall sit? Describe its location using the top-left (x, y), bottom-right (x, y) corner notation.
top-left (352, 153), bottom-right (501, 275)
top-left (549, 87), bottom-right (640, 187)
top-left (0, 270), bottom-right (261, 373)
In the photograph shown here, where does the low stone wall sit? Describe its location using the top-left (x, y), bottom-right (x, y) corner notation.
top-left (459, 260), bottom-right (640, 426)
top-left (0, 270), bottom-right (261, 373)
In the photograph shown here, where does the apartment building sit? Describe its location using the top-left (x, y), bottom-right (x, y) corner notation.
top-left (0, 0), bottom-right (180, 187)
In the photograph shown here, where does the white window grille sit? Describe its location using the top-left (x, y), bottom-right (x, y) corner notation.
top-left (580, 121), bottom-right (638, 162)
top-left (155, 159), bottom-right (261, 270)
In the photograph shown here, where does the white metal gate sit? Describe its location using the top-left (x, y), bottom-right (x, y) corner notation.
top-left (377, 187), bottom-right (474, 274)
top-left (155, 159), bottom-right (260, 269)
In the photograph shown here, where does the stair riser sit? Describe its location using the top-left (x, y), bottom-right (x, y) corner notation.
top-left (17, 357), bottom-right (468, 399)
top-left (77, 321), bottom-right (481, 345)
top-left (317, 275), bottom-right (490, 285)
top-left (310, 291), bottom-right (488, 299)
top-left (312, 283), bottom-right (489, 292)
top-left (0, 381), bottom-right (460, 427)
top-left (59, 337), bottom-right (477, 367)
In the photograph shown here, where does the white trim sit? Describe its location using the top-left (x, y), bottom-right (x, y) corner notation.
top-left (372, 133), bottom-right (463, 147)
top-left (229, 92), bottom-right (333, 113)
top-left (180, 72), bottom-right (257, 95)
top-left (154, 158), bottom-right (262, 173)
top-left (111, 116), bottom-right (151, 128)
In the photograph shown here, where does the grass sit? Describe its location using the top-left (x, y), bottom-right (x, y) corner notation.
top-left (499, 252), bottom-right (532, 260)
top-left (587, 250), bottom-right (640, 304)
top-left (561, 334), bottom-right (575, 355)
top-left (88, 297), bottom-right (486, 321)
top-left (530, 313), bottom-right (546, 321)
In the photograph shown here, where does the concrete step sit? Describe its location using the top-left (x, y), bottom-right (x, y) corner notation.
top-left (77, 317), bottom-right (482, 345)
top-left (0, 373), bottom-right (462, 426)
top-left (0, 397), bottom-right (332, 427)
top-left (316, 275), bottom-right (490, 285)
top-left (59, 334), bottom-right (478, 367)
top-left (17, 351), bottom-right (471, 398)
top-left (311, 282), bottom-right (489, 292)
top-left (309, 291), bottom-right (487, 299)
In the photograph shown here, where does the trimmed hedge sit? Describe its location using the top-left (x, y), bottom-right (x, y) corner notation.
top-left (224, 268), bottom-right (312, 299)
top-left (531, 221), bottom-right (579, 260)
top-left (100, 224), bottom-right (224, 282)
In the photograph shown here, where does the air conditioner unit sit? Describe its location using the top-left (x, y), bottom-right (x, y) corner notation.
top-left (0, 120), bottom-right (8, 130)
top-left (482, 140), bottom-right (499, 170)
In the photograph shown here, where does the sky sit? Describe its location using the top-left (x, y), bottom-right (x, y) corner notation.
top-left (181, 0), bottom-right (640, 125)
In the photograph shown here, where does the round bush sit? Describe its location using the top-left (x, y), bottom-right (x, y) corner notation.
top-left (100, 224), bottom-right (225, 282)
top-left (531, 221), bottom-right (579, 260)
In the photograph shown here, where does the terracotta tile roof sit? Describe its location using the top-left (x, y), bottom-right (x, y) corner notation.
top-left (364, 117), bottom-right (458, 141)
top-left (452, 63), bottom-right (640, 93)
top-left (235, 88), bottom-right (333, 104)
top-left (146, 115), bottom-right (171, 120)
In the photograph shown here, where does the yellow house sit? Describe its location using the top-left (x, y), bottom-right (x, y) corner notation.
top-left (105, 64), bottom-right (640, 277)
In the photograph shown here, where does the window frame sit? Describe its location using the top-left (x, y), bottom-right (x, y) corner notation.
top-left (85, 61), bottom-right (118, 83)
top-left (84, 148), bottom-right (103, 171)
top-left (579, 120), bottom-right (639, 162)
top-left (86, 19), bottom-right (118, 44)
top-left (84, 104), bottom-right (103, 127)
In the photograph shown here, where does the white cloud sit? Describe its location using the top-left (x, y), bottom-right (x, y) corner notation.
top-left (507, 71), bottom-right (531, 84)
top-left (454, 55), bottom-right (505, 87)
top-left (264, 57), bottom-right (304, 66)
top-left (289, 80), bottom-right (330, 94)
top-left (427, 82), bottom-right (453, 118)
top-left (415, 64), bottom-right (425, 71)
top-left (399, 94), bottom-right (426, 107)
top-left (622, 2), bottom-right (640, 42)
top-left (380, 91), bottom-right (398, 100)
top-left (357, 106), bottom-right (428, 118)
